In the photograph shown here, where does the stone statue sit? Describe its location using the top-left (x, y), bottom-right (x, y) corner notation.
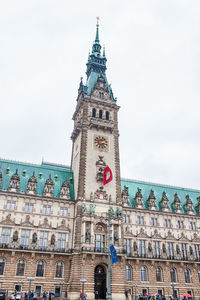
top-left (133, 241), bottom-right (138, 251)
top-left (148, 242), bottom-right (152, 252)
top-left (82, 205), bottom-right (87, 213)
top-left (13, 231), bottom-right (18, 242)
top-left (162, 243), bottom-right (166, 253)
top-left (176, 244), bottom-right (180, 254)
top-left (116, 208), bottom-right (121, 218)
top-left (51, 234), bottom-right (55, 246)
top-left (90, 205), bottom-right (95, 214)
top-left (189, 245), bottom-right (193, 255)
top-left (108, 207), bottom-right (114, 217)
top-left (32, 232), bottom-right (37, 243)
top-left (114, 231), bottom-right (118, 245)
top-left (85, 230), bottom-right (90, 243)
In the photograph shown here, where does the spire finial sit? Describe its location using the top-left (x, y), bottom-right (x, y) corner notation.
top-left (95, 17), bottom-right (100, 43)
top-left (96, 16), bottom-right (99, 27)
top-left (103, 45), bottom-right (106, 57)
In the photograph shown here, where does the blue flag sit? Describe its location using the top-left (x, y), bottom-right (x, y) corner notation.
top-left (110, 245), bottom-right (118, 264)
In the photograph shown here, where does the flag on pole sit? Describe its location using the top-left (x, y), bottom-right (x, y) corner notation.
top-left (103, 166), bottom-right (113, 185)
top-left (110, 245), bottom-right (118, 264)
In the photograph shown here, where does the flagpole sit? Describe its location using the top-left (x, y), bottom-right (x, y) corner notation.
top-left (107, 213), bottom-right (111, 300)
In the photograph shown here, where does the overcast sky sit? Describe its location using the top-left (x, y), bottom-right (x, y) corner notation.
top-left (0, 0), bottom-right (200, 190)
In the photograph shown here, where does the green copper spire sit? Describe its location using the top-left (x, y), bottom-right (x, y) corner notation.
top-left (86, 19), bottom-right (106, 78)
top-left (81, 20), bottom-right (116, 101)
top-left (95, 17), bottom-right (100, 43)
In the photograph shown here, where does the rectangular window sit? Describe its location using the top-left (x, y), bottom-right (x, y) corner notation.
top-left (35, 286), bottom-right (41, 297)
top-left (55, 287), bottom-right (61, 298)
top-left (168, 220), bottom-right (171, 228)
top-left (6, 200), bottom-right (16, 211)
top-left (43, 205), bottom-right (51, 215)
top-left (123, 216), bottom-right (126, 223)
top-left (20, 229), bottom-right (30, 246)
top-left (137, 216), bottom-right (144, 225)
top-left (139, 240), bottom-right (146, 256)
top-left (1, 227), bottom-right (11, 244)
top-left (153, 241), bottom-right (160, 257)
top-left (165, 219), bottom-right (168, 227)
top-left (124, 239), bottom-right (131, 254)
top-left (126, 215), bottom-right (130, 223)
top-left (190, 222), bottom-right (193, 230)
top-left (194, 245), bottom-right (200, 260)
top-left (60, 207), bottom-right (68, 217)
top-left (25, 203), bottom-right (34, 213)
top-left (39, 231), bottom-right (48, 248)
top-left (151, 217), bottom-right (157, 226)
top-left (181, 243), bottom-right (188, 259)
top-left (58, 233), bottom-right (67, 250)
top-left (167, 242), bottom-right (174, 258)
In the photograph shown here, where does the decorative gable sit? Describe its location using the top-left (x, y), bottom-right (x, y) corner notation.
top-left (0, 214), bottom-right (15, 226)
top-left (160, 191), bottom-right (170, 212)
top-left (43, 174), bottom-right (54, 197)
top-left (173, 193), bottom-right (183, 213)
top-left (137, 228), bottom-right (149, 239)
top-left (134, 188), bottom-right (144, 209)
top-left (147, 189), bottom-right (157, 210)
top-left (60, 178), bottom-right (70, 200)
top-left (151, 229), bottom-right (163, 240)
top-left (122, 185), bottom-right (130, 206)
top-left (8, 169), bottom-right (20, 193)
top-left (165, 230), bottom-right (177, 241)
top-left (26, 171), bottom-right (37, 195)
top-left (20, 215), bottom-right (34, 227)
top-left (57, 219), bottom-right (71, 232)
top-left (178, 232), bottom-right (190, 242)
top-left (185, 195), bottom-right (194, 215)
top-left (39, 217), bottom-right (52, 229)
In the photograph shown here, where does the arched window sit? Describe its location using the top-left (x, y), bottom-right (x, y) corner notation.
top-left (126, 265), bottom-right (132, 281)
top-left (0, 259), bottom-right (5, 275)
top-left (92, 108), bottom-right (96, 118)
top-left (55, 262), bottom-right (63, 278)
top-left (184, 269), bottom-right (191, 283)
top-left (170, 268), bottom-right (176, 282)
top-left (106, 111), bottom-right (109, 121)
top-left (36, 261), bottom-right (45, 277)
top-left (16, 259), bottom-right (25, 276)
top-left (198, 270), bottom-right (200, 282)
top-left (141, 266), bottom-right (147, 281)
top-left (99, 110), bottom-right (103, 119)
top-left (156, 267), bottom-right (162, 282)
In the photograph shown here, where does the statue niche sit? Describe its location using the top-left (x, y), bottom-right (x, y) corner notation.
top-left (122, 185), bottom-right (130, 206)
top-left (134, 188), bottom-right (144, 209)
top-left (96, 156), bottom-right (106, 182)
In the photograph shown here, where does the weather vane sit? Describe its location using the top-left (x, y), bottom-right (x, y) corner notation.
top-left (96, 16), bottom-right (99, 27)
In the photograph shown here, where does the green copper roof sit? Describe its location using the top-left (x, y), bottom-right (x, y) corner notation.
top-left (81, 23), bottom-right (116, 102)
top-left (0, 158), bottom-right (74, 200)
top-left (121, 178), bottom-right (200, 214)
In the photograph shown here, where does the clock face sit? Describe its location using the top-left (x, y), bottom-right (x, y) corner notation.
top-left (94, 135), bottom-right (109, 151)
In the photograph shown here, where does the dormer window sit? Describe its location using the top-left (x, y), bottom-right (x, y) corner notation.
top-left (106, 111), bottom-right (109, 120)
top-left (99, 92), bottom-right (104, 99)
top-left (99, 110), bottom-right (103, 119)
top-left (92, 108), bottom-right (96, 118)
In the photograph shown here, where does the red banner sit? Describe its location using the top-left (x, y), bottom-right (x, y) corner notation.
top-left (103, 166), bottom-right (113, 185)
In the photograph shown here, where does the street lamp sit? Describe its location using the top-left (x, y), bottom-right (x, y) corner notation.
top-left (170, 281), bottom-right (176, 298)
top-left (80, 279), bottom-right (87, 300)
top-left (27, 277), bottom-right (34, 300)
top-left (134, 284), bottom-right (137, 300)
top-left (100, 213), bottom-right (112, 300)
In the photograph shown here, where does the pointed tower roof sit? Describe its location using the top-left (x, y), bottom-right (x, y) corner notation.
top-left (81, 19), bottom-right (116, 101)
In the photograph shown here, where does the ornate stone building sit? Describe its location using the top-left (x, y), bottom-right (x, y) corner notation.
top-left (0, 22), bottom-right (200, 300)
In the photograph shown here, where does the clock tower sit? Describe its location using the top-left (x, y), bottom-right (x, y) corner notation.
top-left (71, 21), bottom-right (121, 204)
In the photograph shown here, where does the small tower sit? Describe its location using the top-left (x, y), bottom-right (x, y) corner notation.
top-left (43, 174), bottom-right (54, 197)
top-left (8, 169), bottom-right (20, 192)
top-left (26, 171), bottom-right (37, 195)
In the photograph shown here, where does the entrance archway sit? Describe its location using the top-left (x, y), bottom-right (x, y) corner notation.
top-left (94, 265), bottom-right (106, 299)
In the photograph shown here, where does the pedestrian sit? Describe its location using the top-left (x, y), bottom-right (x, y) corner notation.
top-left (95, 291), bottom-right (99, 300)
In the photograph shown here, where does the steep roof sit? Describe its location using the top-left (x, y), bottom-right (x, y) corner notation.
top-left (0, 158), bottom-right (74, 200)
top-left (121, 178), bottom-right (200, 214)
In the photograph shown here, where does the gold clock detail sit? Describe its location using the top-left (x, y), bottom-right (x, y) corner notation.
top-left (94, 135), bottom-right (109, 151)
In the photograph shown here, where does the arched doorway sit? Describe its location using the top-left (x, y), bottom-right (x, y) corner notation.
top-left (94, 265), bottom-right (106, 299)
